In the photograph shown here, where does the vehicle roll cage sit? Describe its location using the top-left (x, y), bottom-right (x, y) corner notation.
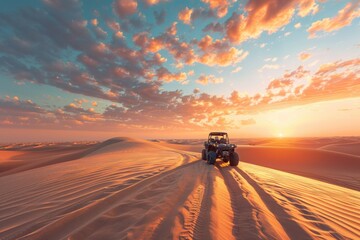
top-left (208, 132), bottom-right (229, 144)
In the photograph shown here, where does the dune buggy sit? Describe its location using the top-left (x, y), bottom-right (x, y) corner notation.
top-left (202, 132), bottom-right (239, 166)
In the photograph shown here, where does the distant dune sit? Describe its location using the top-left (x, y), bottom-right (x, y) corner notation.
top-left (0, 137), bottom-right (359, 239)
top-left (320, 141), bottom-right (360, 156)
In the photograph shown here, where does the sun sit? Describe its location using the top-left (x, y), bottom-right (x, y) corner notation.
top-left (277, 133), bottom-right (284, 138)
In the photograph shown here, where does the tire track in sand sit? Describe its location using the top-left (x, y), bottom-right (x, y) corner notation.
top-left (216, 162), bottom-right (266, 240)
top-left (19, 153), bottom-right (199, 240)
top-left (151, 161), bottom-right (216, 240)
top-left (233, 167), bottom-right (312, 240)
top-left (178, 168), bottom-right (213, 240)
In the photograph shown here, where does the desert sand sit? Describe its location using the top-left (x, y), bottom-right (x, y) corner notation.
top-left (0, 137), bottom-right (359, 239)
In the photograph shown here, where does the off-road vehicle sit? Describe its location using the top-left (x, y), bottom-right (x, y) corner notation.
top-left (202, 132), bottom-right (239, 166)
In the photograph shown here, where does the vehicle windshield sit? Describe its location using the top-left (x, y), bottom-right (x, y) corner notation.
top-left (209, 133), bottom-right (228, 143)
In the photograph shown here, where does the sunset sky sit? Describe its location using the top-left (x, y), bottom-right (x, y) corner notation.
top-left (0, 0), bottom-right (359, 142)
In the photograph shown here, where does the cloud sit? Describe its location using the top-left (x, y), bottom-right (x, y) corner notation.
top-left (167, 22), bottom-right (177, 35)
top-left (298, 0), bottom-right (319, 17)
top-left (156, 67), bottom-right (187, 83)
top-left (266, 79), bottom-right (293, 92)
top-left (308, 2), bottom-right (360, 38)
top-left (93, 26), bottom-right (108, 39)
top-left (178, 7), bottom-right (216, 25)
top-left (132, 32), bottom-right (165, 52)
top-left (197, 35), bottom-right (249, 66)
top-left (178, 7), bottom-right (193, 25)
top-left (259, 58), bottom-right (360, 109)
top-left (0, 96), bottom-right (57, 128)
top-left (0, 2), bottom-right (189, 115)
top-left (63, 103), bottom-right (95, 115)
top-left (154, 9), bottom-right (166, 25)
top-left (107, 20), bottom-right (121, 32)
top-left (120, 14), bottom-right (148, 32)
top-left (225, 0), bottom-right (320, 44)
top-left (232, 67), bottom-right (242, 73)
top-left (202, 47), bottom-right (248, 66)
top-left (91, 18), bottom-right (98, 26)
top-left (0, 96), bottom-right (45, 114)
top-left (113, 0), bottom-right (137, 18)
top-left (143, 0), bottom-right (167, 6)
top-left (1, 58), bottom-right (359, 130)
top-left (258, 64), bottom-right (280, 72)
top-left (299, 52), bottom-right (311, 61)
top-left (196, 74), bottom-right (224, 85)
top-left (294, 22), bottom-right (302, 28)
top-left (265, 57), bottom-right (277, 62)
top-left (202, 0), bottom-right (230, 18)
top-left (203, 22), bottom-right (224, 33)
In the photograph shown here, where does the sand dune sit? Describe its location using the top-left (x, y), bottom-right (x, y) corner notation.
top-left (0, 137), bottom-right (359, 239)
top-left (236, 146), bottom-right (360, 191)
top-left (319, 141), bottom-right (360, 156)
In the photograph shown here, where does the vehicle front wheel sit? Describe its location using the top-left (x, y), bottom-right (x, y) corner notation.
top-left (202, 149), bottom-right (207, 160)
top-left (229, 152), bottom-right (239, 166)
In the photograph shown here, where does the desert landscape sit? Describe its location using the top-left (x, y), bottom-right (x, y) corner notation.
top-left (1, 0), bottom-right (360, 239)
top-left (0, 137), bottom-right (359, 239)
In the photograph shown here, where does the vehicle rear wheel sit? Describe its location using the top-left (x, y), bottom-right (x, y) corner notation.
top-left (202, 149), bottom-right (207, 160)
top-left (229, 152), bottom-right (239, 166)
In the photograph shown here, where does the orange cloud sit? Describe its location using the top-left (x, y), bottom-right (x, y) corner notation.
top-left (178, 7), bottom-right (193, 24)
top-left (133, 32), bottom-right (148, 48)
top-left (308, 2), bottom-right (360, 38)
top-left (225, 0), bottom-right (320, 44)
top-left (147, 38), bottom-right (164, 52)
top-left (197, 35), bottom-right (249, 66)
top-left (113, 66), bottom-right (130, 77)
top-left (299, 52), bottom-right (311, 61)
top-left (115, 31), bottom-right (124, 39)
top-left (152, 53), bottom-right (167, 64)
top-left (258, 58), bottom-right (360, 110)
top-left (78, 54), bottom-right (99, 67)
top-left (92, 42), bottom-right (109, 54)
top-left (167, 22), bottom-right (177, 35)
top-left (156, 67), bottom-right (187, 83)
top-left (106, 20), bottom-right (121, 32)
top-left (258, 64), bottom-right (280, 72)
top-left (1, 58), bottom-right (359, 131)
top-left (298, 0), bottom-right (319, 17)
top-left (143, 0), bottom-right (166, 5)
top-left (200, 47), bottom-right (248, 66)
top-left (91, 18), bottom-right (98, 26)
top-left (114, 0), bottom-right (137, 18)
top-left (196, 74), bottom-right (223, 85)
top-left (202, 0), bottom-right (229, 18)
top-left (132, 32), bottom-right (165, 53)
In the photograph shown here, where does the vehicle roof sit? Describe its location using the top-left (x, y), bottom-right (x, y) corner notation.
top-left (209, 132), bottom-right (228, 135)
